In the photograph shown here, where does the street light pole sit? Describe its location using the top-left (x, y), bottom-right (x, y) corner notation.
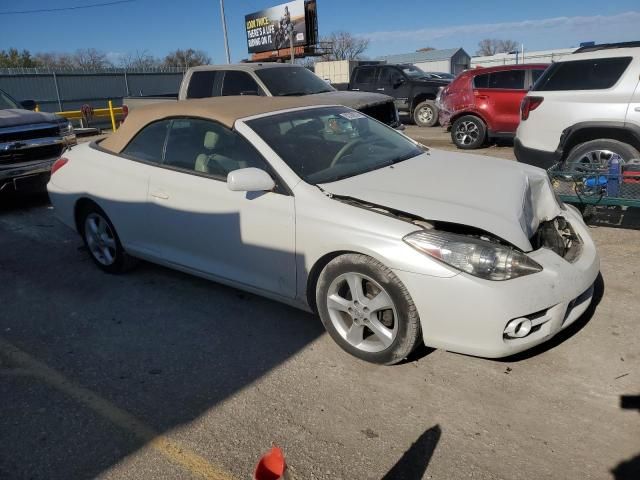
top-left (219, 0), bottom-right (231, 64)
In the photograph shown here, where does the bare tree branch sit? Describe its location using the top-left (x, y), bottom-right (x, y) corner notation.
top-left (321, 31), bottom-right (370, 61)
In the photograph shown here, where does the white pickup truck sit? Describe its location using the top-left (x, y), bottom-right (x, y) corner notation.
top-left (124, 63), bottom-right (402, 128)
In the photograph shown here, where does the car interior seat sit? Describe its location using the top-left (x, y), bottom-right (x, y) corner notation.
top-left (195, 130), bottom-right (243, 176)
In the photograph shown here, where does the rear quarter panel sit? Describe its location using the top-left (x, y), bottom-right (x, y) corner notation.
top-left (48, 142), bottom-right (153, 254)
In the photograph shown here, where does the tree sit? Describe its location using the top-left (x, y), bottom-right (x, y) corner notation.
top-left (416, 47), bottom-right (435, 52)
top-left (73, 48), bottom-right (112, 69)
top-left (163, 49), bottom-right (211, 68)
top-left (321, 31), bottom-right (369, 61)
top-left (33, 52), bottom-right (76, 70)
top-left (476, 39), bottom-right (519, 56)
top-left (0, 48), bottom-right (40, 68)
top-left (119, 50), bottom-right (161, 70)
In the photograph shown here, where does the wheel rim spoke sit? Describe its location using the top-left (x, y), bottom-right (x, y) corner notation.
top-left (345, 273), bottom-right (365, 303)
top-left (346, 324), bottom-right (365, 346)
top-left (327, 294), bottom-right (351, 313)
top-left (366, 289), bottom-right (393, 313)
top-left (367, 317), bottom-right (393, 348)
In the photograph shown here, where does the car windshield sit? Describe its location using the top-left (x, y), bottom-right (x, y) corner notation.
top-left (246, 106), bottom-right (425, 185)
top-left (255, 66), bottom-right (335, 96)
top-left (401, 65), bottom-right (428, 78)
top-left (0, 90), bottom-right (19, 109)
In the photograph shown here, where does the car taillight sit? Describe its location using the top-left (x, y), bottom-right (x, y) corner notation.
top-left (521, 96), bottom-right (544, 120)
top-left (51, 157), bottom-right (69, 175)
top-left (122, 104), bottom-right (129, 122)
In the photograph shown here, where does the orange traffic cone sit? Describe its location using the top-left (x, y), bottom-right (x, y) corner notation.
top-left (254, 446), bottom-right (286, 480)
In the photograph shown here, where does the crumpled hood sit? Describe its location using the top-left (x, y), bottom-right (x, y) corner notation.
top-left (320, 150), bottom-right (562, 252)
top-left (0, 109), bottom-right (62, 128)
top-left (308, 91), bottom-right (394, 109)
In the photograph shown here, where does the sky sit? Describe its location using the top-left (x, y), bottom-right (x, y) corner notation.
top-left (1, 0), bottom-right (639, 63)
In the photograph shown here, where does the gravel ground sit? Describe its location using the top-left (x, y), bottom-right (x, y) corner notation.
top-left (0, 129), bottom-right (638, 480)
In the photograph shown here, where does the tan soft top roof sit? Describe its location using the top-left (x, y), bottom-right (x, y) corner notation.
top-left (101, 96), bottom-right (340, 153)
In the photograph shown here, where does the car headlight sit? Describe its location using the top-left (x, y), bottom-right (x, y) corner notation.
top-left (403, 230), bottom-right (542, 281)
top-left (59, 120), bottom-right (74, 136)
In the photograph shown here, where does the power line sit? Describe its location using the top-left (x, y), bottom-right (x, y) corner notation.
top-left (0, 0), bottom-right (136, 15)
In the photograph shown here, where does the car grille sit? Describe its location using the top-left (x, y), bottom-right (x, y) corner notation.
top-left (358, 101), bottom-right (397, 126)
top-left (0, 143), bottom-right (63, 165)
top-left (0, 125), bottom-right (60, 143)
top-left (530, 216), bottom-right (582, 262)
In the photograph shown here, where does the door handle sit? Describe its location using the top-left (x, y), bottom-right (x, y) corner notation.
top-left (635, 107), bottom-right (640, 112)
top-left (376, 88), bottom-right (385, 91)
top-left (150, 190), bottom-right (169, 200)
top-left (351, 88), bottom-right (360, 91)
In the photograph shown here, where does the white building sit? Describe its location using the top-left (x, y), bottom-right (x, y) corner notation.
top-left (470, 48), bottom-right (576, 68)
top-left (376, 48), bottom-right (471, 74)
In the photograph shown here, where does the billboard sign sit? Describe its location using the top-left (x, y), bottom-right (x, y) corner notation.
top-left (245, 1), bottom-right (307, 54)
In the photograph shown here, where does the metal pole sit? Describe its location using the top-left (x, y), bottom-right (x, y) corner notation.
top-left (219, 0), bottom-right (231, 63)
top-left (289, 24), bottom-right (294, 63)
top-left (52, 72), bottom-right (63, 111)
top-left (123, 71), bottom-right (130, 96)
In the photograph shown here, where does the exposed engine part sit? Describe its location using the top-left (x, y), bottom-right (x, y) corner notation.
top-left (531, 216), bottom-right (582, 262)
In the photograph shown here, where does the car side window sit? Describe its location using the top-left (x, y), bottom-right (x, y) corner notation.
top-left (488, 70), bottom-right (525, 89)
top-left (378, 67), bottom-right (403, 86)
top-left (533, 57), bottom-right (632, 91)
top-left (473, 73), bottom-right (489, 88)
top-left (121, 120), bottom-right (170, 163)
top-left (531, 69), bottom-right (546, 85)
top-left (221, 71), bottom-right (263, 96)
top-left (162, 118), bottom-right (270, 180)
top-left (186, 71), bottom-right (222, 98)
top-left (354, 67), bottom-right (376, 84)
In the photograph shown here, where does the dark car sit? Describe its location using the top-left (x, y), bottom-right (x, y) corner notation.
top-left (348, 63), bottom-right (450, 127)
top-left (437, 64), bottom-right (548, 149)
top-left (0, 88), bottom-right (76, 192)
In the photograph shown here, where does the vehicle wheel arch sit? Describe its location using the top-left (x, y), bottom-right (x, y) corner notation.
top-left (74, 197), bottom-right (101, 234)
top-left (449, 110), bottom-right (489, 129)
top-left (305, 249), bottom-right (395, 313)
top-left (561, 123), bottom-right (640, 160)
top-left (411, 92), bottom-right (437, 113)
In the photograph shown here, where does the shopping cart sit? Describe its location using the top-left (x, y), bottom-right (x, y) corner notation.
top-left (547, 157), bottom-right (640, 209)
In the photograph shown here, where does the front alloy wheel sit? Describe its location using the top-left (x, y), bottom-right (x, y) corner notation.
top-left (316, 254), bottom-right (422, 365)
top-left (326, 272), bottom-right (398, 353)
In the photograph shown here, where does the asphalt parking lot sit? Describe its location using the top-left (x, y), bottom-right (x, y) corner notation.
top-left (0, 133), bottom-right (639, 480)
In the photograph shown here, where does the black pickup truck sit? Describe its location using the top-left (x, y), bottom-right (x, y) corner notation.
top-left (348, 64), bottom-right (450, 127)
top-left (0, 88), bottom-right (76, 192)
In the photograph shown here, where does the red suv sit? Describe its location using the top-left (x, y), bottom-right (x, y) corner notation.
top-left (438, 64), bottom-right (548, 149)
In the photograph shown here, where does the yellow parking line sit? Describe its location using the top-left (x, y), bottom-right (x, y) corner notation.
top-left (0, 337), bottom-right (233, 480)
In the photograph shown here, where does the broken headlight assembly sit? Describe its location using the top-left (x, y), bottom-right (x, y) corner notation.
top-left (404, 230), bottom-right (542, 281)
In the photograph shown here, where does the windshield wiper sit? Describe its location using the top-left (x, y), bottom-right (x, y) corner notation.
top-left (277, 91), bottom-right (309, 96)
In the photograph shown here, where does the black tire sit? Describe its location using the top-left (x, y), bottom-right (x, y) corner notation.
top-left (413, 100), bottom-right (439, 127)
top-left (315, 254), bottom-right (422, 365)
top-left (79, 203), bottom-right (136, 274)
top-left (565, 139), bottom-right (640, 171)
top-left (451, 115), bottom-right (487, 149)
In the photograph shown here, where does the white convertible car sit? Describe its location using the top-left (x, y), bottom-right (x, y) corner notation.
top-left (48, 97), bottom-right (599, 364)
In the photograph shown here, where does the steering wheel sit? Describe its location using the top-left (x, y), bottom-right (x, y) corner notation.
top-left (330, 139), bottom-right (365, 167)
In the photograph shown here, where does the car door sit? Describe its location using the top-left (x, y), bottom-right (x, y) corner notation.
top-left (350, 66), bottom-right (377, 93)
top-left (483, 69), bottom-right (527, 133)
top-left (626, 72), bottom-right (640, 131)
top-left (377, 66), bottom-right (411, 113)
top-left (145, 117), bottom-right (296, 297)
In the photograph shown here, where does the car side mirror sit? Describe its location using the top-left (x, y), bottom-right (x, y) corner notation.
top-left (227, 167), bottom-right (275, 192)
top-left (20, 99), bottom-right (37, 110)
top-left (393, 77), bottom-right (405, 88)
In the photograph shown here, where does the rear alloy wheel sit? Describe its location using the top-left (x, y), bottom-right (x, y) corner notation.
top-left (413, 101), bottom-right (439, 127)
top-left (316, 254), bottom-right (421, 365)
top-left (80, 205), bottom-right (135, 273)
top-left (451, 115), bottom-right (487, 149)
top-left (565, 139), bottom-right (640, 172)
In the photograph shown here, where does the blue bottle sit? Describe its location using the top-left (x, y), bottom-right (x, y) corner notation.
top-left (607, 154), bottom-right (621, 197)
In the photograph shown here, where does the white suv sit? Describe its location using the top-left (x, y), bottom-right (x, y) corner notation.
top-left (515, 42), bottom-right (640, 170)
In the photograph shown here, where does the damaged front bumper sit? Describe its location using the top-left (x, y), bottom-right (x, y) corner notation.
top-left (394, 206), bottom-right (600, 358)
